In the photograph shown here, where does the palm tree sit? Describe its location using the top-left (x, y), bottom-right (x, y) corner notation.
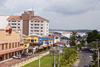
top-left (70, 31), bottom-right (77, 46)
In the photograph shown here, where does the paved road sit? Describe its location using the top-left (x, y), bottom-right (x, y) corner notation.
top-left (78, 49), bottom-right (93, 67)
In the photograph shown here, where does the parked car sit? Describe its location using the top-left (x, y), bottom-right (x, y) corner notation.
top-left (26, 53), bottom-right (32, 56)
top-left (89, 62), bottom-right (92, 67)
top-left (13, 55), bottom-right (21, 59)
top-left (21, 54), bottom-right (28, 58)
top-left (76, 56), bottom-right (79, 59)
top-left (82, 47), bottom-right (84, 51)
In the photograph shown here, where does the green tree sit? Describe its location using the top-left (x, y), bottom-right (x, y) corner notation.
top-left (70, 31), bottom-right (77, 46)
top-left (80, 39), bottom-right (85, 46)
top-left (87, 30), bottom-right (100, 43)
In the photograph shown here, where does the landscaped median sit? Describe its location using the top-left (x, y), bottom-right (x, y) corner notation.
top-left (22, 47), bottom-right (78, 67)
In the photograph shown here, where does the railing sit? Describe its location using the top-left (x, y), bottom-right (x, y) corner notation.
top-left (7, 50), bottom-right (49, 67)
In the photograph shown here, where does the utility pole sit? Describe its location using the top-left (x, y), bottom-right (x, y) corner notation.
top-left (98, 48), bottom-right (99, 67)
top-left (96, 39), bottom-right (99, 67)
top-left (39, 54), bottom-right (40, 67)
top-left (58, 50), bottom-right (60, 67)
top-left (54, 52), bottom-right (55, 67)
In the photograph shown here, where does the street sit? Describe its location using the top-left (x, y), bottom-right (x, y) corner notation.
top-left (78, 49), bottom-right (93, 67)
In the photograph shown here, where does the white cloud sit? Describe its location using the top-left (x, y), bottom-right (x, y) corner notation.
top-left (0, 0), bottom-right (100, 30)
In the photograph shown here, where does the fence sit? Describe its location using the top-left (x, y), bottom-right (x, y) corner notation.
top-left (7, 50), bottom-right (49, 67)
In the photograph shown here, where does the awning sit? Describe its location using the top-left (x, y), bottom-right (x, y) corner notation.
top-left (38, 47), bottom-right (43, 49)
top-left (0, 47), bottom-right (27, 55)
top-left (43, 46), bottom-right (47, 48)
top-left (48, 45), bottom-right (51, 46)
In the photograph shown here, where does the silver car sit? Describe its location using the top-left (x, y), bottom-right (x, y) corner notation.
top-left (13, 55), bottom-right (21, 59)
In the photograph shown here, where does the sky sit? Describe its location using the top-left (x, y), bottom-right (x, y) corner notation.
top-left (0, 0), bottom-right (100, 30)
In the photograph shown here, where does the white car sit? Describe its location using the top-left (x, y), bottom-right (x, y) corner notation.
top-left (13, 55), bottom-right (21, 59)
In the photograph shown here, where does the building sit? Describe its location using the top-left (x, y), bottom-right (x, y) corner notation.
top-left (0, 11), bottom-right (49, 36)
top-left (0, 25), bottom-right (27, 62)
top-left (54, 35), bottom-right (60, 43)
top-left (23, 35), bottom-right (54, 53)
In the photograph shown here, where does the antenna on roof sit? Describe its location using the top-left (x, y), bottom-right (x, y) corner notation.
top-left (32, 7), bottom-right (33, 11)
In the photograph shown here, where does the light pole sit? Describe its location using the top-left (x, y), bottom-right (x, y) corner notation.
top-left (96, 39), bottom-right (99, 67)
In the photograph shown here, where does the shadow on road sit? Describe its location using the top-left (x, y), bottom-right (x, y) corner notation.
top-left (84, 65), bottom-right (89, 67)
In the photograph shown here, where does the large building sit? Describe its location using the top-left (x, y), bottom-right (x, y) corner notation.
top-left (0, 11), bottom-right (49, 36)
top-left (0, 25), bottom-right (27, 62)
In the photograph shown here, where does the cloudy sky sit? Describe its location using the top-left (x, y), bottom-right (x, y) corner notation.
top-left (0, 0), bottom-right (100, 30)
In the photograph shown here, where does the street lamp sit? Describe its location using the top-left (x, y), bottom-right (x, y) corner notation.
top-left (95, 39), bottom-right (99, 67)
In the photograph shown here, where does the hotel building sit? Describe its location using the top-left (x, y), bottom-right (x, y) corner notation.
top-left (0, 11), bottom-right (49, 36)
top-left (0, 25), bottom-right (27, 61)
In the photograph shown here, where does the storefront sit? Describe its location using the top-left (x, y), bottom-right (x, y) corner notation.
top-left (0, 25), bottom-right (27, 62)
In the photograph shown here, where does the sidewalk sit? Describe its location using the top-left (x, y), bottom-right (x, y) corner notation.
top-left (0, 50), bottom-right (49, 67)
top-left (72, 59), bottom-right (80, 67)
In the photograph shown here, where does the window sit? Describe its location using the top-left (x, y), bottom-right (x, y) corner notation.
top-left (56, 37), bottom-right (58, 39)
top-left (34, 30), bottom-right (37, 32)
top-left (18, 21), bottom-right (20, 22)
top-left (28, 39), bottom-right (30, 41)
top-left (15, 21), bottom-right (16, 22)
top-left (25, 45), bottom-right (27, 47)
top-left (31, 27), bottom-right (33, 29)
top-left (35, 24), bottom-right (39, 26)
top-left (41, 34), bottom-right (43, 35)
top-left (31, 30), bottom-right (33, 32)
top-left (41, 30), bottom-right (43, 32)
top-left (30, 44), bottom-right (32, 46)
top-left (31, 21), bottom-right (33, 22)
top-left (50, 41), bottom-right (51, 43)
top-left (12, 27), bottom-right (16, 28)
top-left (8, 23), bottom-right (10, 25)
top-left (8, 20), bottom-right (10, 22)
top-left (18, 27), bottom-right (20, 28)
top-left (41, 27), bottom-right (43, 29)
top-left (18, 24), bottom-right (20, 25)
top-left (35, 21), bottom-right (37, 22)
top-left (35, 27), bottom-right (39, 29)
top-left (31, 24), bottom-right (33, 26)
top-left (41, 24), bottom-right (43, 26)
top-left (41, 21), bottom-right (43, 23)
top-left (35, 40), bottom-right (36, 42)
top-left (39, 39), bottom-right (42, 43)
top-left (31, 39), bottom-right (34, 42)
top-left (38, 21), bottom-right (39, 22)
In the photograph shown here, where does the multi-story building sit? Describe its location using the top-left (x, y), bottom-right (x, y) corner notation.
top-left (0, 25), bottom-right (27, 62)
top-left (0, 11), bottom-right (49, 36)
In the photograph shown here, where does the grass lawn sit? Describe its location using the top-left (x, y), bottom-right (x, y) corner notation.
top-left (22, 47), bottom-right (75, 67)
top-left (22, 54), bottom-right (58, 67)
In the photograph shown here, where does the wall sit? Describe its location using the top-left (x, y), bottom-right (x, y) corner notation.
top-left (0, 16), bottom-right (9, 29)
top-left (9, 51), bottom-right (49, 67)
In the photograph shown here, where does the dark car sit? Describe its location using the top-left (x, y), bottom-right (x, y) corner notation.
top-left (21, 54), bottom-right (28, 58)
top-left (26, 53), bottom-right (32, 56)
top-left (89, 62), bottom-right (93, 67)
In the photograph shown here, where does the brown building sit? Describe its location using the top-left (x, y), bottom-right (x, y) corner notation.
top-left (0, 25), bottom-right (27, 62)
